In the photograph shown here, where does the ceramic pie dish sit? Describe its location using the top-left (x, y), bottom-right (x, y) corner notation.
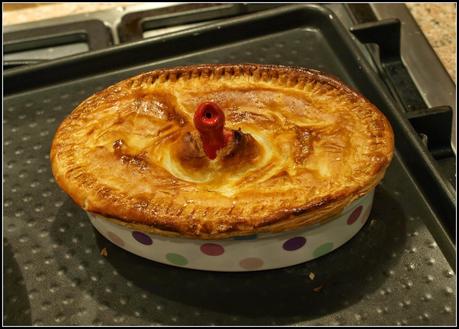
top-left (50, 64), bottom-right (394, 271)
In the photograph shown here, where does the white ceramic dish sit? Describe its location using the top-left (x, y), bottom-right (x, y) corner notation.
top-left (88, 189), bottom-right (374, 272)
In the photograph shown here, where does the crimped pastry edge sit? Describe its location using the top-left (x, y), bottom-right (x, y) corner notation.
top-left (90, 171), bottom-right (383, 240)
top-left (50, 64), bottom-right (394, 239)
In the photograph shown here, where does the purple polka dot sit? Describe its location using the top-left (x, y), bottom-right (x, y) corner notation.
top-left (283, 236), bottom-right (306, 251)
top-left (132, 231), bottom-right (153, 245)
top-left (200, 243), bottom-right (224, 256)
top-left (106, 231), bottom-right (124, 247)
top-left (347, 206), bottom-right (363, 225)
top-left (239, 257), bottom-right (264, 270)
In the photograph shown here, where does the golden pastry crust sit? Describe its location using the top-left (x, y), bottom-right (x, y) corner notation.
top-left (50, 64), bottom-right (394, 239)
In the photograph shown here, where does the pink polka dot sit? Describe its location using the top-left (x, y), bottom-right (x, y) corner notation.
top-left (239, 257), bottom-right (264, 270)
top-left (200, 243), bottom-right (224, 256)
top-left (106, 231), bottom-right (124, 247)
top-left (347, 206), bottom-right (363, 225)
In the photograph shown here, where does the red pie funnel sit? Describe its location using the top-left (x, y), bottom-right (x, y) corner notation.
top-left (194, 102), bottom-right (231, 160)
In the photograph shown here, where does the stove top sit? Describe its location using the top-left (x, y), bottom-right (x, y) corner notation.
top-left (4, 3), bottom-right (456, 151)
top-left (3, 3), bottom-right (456, 326)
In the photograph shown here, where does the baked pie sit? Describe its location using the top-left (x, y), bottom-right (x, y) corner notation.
top-left (51, 64), bottom-right (394, 239)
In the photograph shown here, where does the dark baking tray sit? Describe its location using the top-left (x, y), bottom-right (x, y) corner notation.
top-left (3, 19), bottom-right (113, 70)
top-left (3, 5), bottom-right (456, 326)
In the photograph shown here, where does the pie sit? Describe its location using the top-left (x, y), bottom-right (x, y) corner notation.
top-left (50, 64), bottom-right (394, 239)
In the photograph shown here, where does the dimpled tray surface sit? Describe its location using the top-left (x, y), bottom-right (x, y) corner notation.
top-left (3, 5), bottom-right (455, 325)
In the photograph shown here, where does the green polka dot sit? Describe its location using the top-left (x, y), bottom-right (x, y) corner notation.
top-left (166, 253), bottom-right (188, 266)
top-left (313, 242), bottom-right (334, 258)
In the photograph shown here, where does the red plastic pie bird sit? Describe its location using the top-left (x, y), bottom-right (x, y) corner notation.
top-left (194, 102), bottom-right (233, 160)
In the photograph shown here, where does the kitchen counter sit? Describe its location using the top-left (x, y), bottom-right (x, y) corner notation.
top-left (3, 3), bottom-right (456, 83)
top-left (406, 3), bottom-right (456, 83)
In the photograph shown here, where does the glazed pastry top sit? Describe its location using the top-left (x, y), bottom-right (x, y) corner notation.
top-left (51, 64), bottom-right (394, 238)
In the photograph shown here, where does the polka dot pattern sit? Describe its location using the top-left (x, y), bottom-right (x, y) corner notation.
top-left (239, 257), bottom-right (264, 270)
top-left (347, 206), bottom-right (363, 225)
top-left (200, 243), bottom-right (224, 256)
top-left (313, 242), bottom-right (334, 258)
top-left (166, 253), bottom-right (188, 266)
top-left (132, 231), bottom-right (153, 245)
top-left (106, 231), bottom-right (124, 247)
top-left (283, 237), bottom-right (306, 251)
top-left (86, 190), bottom-right (374, 271)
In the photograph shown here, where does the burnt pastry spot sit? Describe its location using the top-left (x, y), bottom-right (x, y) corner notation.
top-left (172, 128), bottom-right (261, 175)
top-left (173, 131), bottom-right (209, 171)
top-left (294, 127), bottom-right (315, 164)
top-left (113, 139), bottom-right (124, 156)
top-left (221, 129), bottom-right (261, 167)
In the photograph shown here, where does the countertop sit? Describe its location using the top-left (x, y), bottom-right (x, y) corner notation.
top-left (406, 3), bottom-right (456, 83)
top-left (3, 3), bottom-right (456, 83)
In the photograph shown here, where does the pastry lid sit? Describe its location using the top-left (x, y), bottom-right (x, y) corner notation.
top-left (50, 64), bottom-right (394, 239)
